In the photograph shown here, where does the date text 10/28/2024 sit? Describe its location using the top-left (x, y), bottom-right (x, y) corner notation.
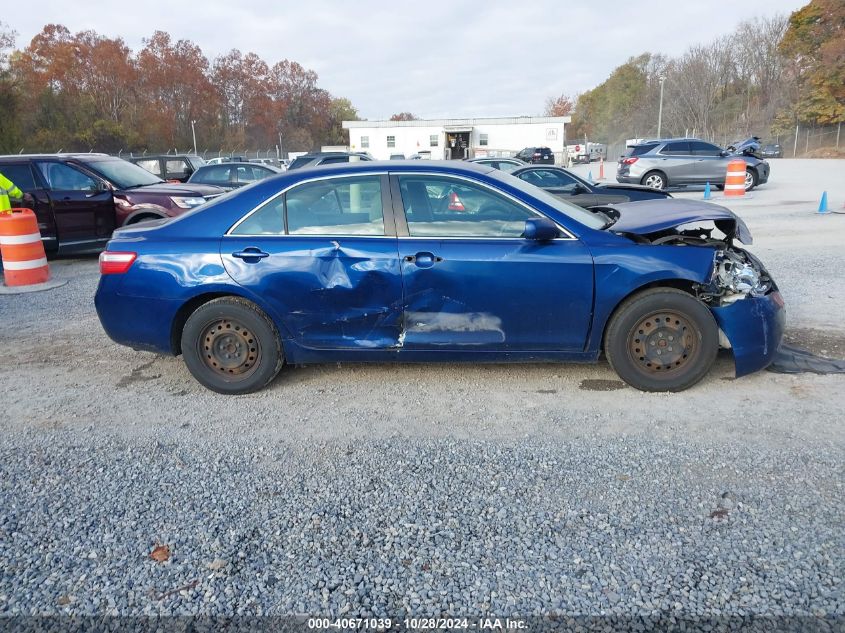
top-left (307, 618), bottom-right (528, 630)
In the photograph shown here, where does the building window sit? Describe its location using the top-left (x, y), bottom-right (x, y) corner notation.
top-left (430, 135), bottom-right (439, 147)
top-left (361, 136), bottom-right (369, 149)
top-left (479, 134), bottom-right (489, 146)
top-left (387, 136), bottom-right (396, 148)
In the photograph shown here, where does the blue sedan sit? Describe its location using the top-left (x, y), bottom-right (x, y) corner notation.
top-left (95, 161), bottom-right (784, 394)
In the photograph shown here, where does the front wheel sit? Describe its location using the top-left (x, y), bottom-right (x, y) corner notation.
top-left (181, 297), bottom-right (283, 394)
top-left (604, 288), bottom-right (718, 392)
top-left (744, 168), bottom-right (758, 191)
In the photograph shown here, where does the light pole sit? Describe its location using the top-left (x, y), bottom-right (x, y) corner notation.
top-left (657, 76), bottom-right (666, 138)
top-left (191, 120), bottom-right (197, 155)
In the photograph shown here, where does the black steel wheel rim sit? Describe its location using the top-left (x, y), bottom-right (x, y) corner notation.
top-left (198, 318), bottom-right (261, 378)
top-left (627, 310), bottom-right (698, 374)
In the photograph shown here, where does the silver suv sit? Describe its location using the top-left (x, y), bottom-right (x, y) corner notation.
top-left (616, 138), bottom-right (769, 191)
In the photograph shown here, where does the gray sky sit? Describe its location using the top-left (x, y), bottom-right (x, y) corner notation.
top-left (6, 0), bottom-right (806, 119)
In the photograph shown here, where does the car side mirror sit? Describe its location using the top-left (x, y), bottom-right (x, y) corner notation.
top-left (524, 217), bottom-right (559, 241)
top-left (574, 183), bottom-right (589, 194)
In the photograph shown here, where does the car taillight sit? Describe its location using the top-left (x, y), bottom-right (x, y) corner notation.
top-left (99, 251), bottom-right (137, 274)
top-left (622, 157), bottom-right (638, 165)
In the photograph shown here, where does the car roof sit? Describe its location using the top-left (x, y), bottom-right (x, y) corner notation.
top-left (635, 138), bottom-right (709, 145)
top-left (277, 159), bottom-right (495, 176)
top-left (197, 162), bottom-right (280, 171)
top-left (0, 153), bottom-right (112, 161)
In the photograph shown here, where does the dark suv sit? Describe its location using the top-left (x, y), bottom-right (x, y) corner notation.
top-left (128, 154), bottom-right (206, 182)
top-left (0, 154), bottom-right (225, 254)
top-left (514, 147), bottom-right (555, 164)
top-left (287, 152), bottom-right (373, 170)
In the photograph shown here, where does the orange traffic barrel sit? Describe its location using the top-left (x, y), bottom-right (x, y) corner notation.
top-left (0, 208), bottom-right (50, 286)
top-left (724, 158), bottom-right (747, 197)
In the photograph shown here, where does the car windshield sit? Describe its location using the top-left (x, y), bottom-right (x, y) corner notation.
top-left (493, 171), bottom-right (606, 230)
top-left (86, 158), bottom-right (164, 188)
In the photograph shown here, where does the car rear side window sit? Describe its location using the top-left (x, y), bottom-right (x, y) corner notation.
top-left (0, 163), bottom-right (38, 190)
top-left (232, 176), bottom-right (385, 237)
top-left (398, 175), bottom-right (536, 238)
top-left (135, 159), bottom-right (162, 176)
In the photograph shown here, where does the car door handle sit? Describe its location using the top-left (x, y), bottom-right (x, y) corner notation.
top-left (404, 252), bottom-right (443, 268)
top-left (232, 248), bottom-right (269, 261)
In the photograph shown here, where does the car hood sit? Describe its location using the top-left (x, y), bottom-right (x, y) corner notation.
top-left (604, 198), bottom-right (753, 244)
top-left (124, 183), bottom-right (225, 196)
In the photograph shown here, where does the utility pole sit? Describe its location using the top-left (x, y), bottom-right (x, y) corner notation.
top-left (657, 76), bottom-right (666, 138)
top-left (191, 120), bottom-right (197, 155)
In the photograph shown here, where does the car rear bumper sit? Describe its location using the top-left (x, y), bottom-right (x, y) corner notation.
top-left (710, 292), bottom-right (785, 377)
top-left (95, 276), bottom-right (180, 354)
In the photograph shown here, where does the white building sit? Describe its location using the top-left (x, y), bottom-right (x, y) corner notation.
top-left (342, 116), bottom-right (571, 163)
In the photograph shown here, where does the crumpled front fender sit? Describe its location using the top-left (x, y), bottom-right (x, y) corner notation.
top-left (710, 292), bottom-right (785, 377)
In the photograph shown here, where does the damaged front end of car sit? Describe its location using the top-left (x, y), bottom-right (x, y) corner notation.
top-left (604, 199), bottom-right (786, 377)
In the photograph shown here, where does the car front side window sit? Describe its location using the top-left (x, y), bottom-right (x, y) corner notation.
top-left (36, 162), bottom-right (98, 192)
top-left (398, 176), bottom-right (537, 238)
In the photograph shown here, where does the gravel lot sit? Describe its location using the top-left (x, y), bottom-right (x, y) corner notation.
top-left (1, 159), bottom-right (843, 627)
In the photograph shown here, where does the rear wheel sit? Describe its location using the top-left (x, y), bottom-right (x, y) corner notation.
top-left (605, 288), bottom-right (718, 392)
top-left (181, 297), bottom-right (283, 394)
top-left (641, 171), bottom-right (667, 190)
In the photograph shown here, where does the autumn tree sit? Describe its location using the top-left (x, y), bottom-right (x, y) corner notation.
top-left (544, 94), bottom-right (574, 117)
top-left (389, 112), bottom-right (418, 121)
top-left (779, 0), bottom-right (845, 125)
top-left (0, 21), bottom-right (19, 152)
top-left (136, 31), bottom-right (219, 150)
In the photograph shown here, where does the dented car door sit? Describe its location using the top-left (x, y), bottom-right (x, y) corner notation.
top-left (222, 174), bottom-right (404, 349)
top-left (392, 174), bottom-right (594, 351)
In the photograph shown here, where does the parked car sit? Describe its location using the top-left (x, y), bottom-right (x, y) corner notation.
top-left (287, 152), bottom-right (374, 170)
top-left (389, 154), bottom-right (406, 160)
top-left (205, 156), bottom-right (248, 166)
top-left (616, 138), bottom-right (769, 191)
top-left (467, 157), bottom-right (528, 173)
top-left (514, 147), bottom-right (554, 164)
top-left (128, 154), bottom-right (206, 182)
top-left (761, 143), bottom-right (783, 159)
top-left (188, 162), bottom-right (281, 191)
top-left (0, 154), bottom-right (225, 253)
top-left (511, 165), bottom-right (671, 207)
top-left (95, 161), bottom-right (783, 395)
top-left (249, 158), bottom-right (279, 167)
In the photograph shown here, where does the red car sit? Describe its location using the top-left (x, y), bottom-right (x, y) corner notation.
top-left (0, 154), bottom-right (225, 254)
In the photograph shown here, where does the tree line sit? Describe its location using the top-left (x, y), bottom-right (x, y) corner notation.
top-left (0, 23), bottom-right (359, 155)
top-left (545, 0), bottom-right (844, 147)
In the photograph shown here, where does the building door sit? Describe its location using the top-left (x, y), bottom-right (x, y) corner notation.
top-left (446, 132), bottom-right (471, 159)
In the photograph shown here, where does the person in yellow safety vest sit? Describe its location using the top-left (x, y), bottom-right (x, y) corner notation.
top-left (0, 170), bottom-right (24, 213)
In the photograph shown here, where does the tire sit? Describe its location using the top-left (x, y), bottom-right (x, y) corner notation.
top-left (641, 171), bottom-right (667, 190)
top-left (604, 288), bottom-right (718, 392)
top-left (181, 297), bottom-right (283, 394)
top-left (744, 168), bottom-right (758, 191)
